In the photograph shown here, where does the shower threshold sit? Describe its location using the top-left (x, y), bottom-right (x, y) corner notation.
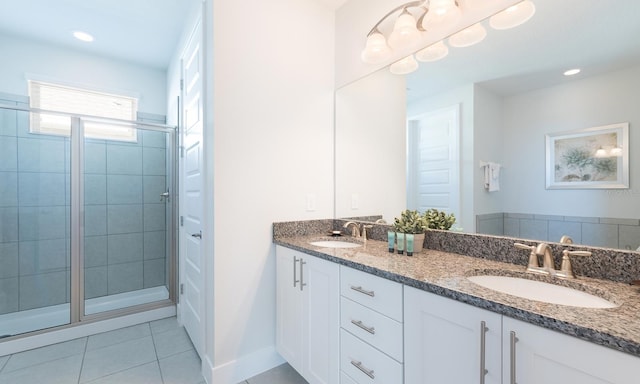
top-left (0, 286), bottom-right (169, 337)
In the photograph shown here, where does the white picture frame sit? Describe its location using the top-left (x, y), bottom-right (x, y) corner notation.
top-left (545, 123), bottom-right (629, 189)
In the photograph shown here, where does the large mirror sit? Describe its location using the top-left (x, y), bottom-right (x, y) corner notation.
top-left (335, 0), bottom-right (640, 251)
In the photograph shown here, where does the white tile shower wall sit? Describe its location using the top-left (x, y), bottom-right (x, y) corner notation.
top-left (476, 212), bottom-right (640, 250)
top-left (0, 93), bottom-right (169, 319)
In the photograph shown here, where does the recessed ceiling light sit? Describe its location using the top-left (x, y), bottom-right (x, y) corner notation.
top-left (564, 68), bottom-right (581, 76)
top-left (73, 31), bottom-right (94, 42)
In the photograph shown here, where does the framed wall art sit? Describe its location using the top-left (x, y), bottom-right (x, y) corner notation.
top-left (545, 123), bottom-right (629, 189)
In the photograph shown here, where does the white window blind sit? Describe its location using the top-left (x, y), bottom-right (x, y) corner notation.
top-left (28, 80), bottom-right (139, 142)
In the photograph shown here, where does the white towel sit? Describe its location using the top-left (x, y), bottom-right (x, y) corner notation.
top-left (484, 162), bottom-right (501, 192)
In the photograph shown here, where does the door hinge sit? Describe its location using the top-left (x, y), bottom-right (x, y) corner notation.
top-left (180, 146), bottom-right (184, 158)
top-left (180, 78), bottom-right (184, 91)
top-left (180, 283), bottom-right (184, 295)
top-left (180, 216), bottom-right (184, 226)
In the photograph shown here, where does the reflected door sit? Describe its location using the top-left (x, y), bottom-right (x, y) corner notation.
top-left (407, 104), bottom-right (460, 220)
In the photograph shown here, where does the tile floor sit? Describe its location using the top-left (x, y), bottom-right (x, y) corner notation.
top-left (0, 316), bottom-right (308, 384)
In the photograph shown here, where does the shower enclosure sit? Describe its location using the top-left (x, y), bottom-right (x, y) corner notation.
top-left (0, 101), bottom-right (177, 338)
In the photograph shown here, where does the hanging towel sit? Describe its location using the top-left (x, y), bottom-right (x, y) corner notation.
top-left (483, 162), bottom-right (501, 192)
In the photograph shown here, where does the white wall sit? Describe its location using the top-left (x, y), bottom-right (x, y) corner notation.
top-left (335, 68), bottom-right (406, 221)
top-left (208, 0), bottom-right (335, 382)
top-left (407, 84), bottom-right (475, 232)
top-left (0, 34), bottom-right (166, 114)
top-left (501, 65), bottom-right (640, 219)
top-left (474, 85), bottom-right (504, 217)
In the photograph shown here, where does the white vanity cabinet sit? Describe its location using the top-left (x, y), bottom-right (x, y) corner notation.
top-left (339, 266), bottom-right (404, 384)
top-left (404, 286), bottom-right (502, 384)
top-left (503, 317), bottom-right (640, 384)
top-left (275, 246), bottom-right (340, 384)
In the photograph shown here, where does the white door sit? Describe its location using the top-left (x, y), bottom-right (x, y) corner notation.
top-left (404, 286), bottom-right (502, 384)
top-left (275, 247), bottom-right (304, 374)
top-left (503, 317), bottom-right (640, 384)
top-left (302, 256), bottom-right (340, 384)
top-left (407, 105), bottom-right (460, 221)
top-left (179, 18), bottom-right (204, 357)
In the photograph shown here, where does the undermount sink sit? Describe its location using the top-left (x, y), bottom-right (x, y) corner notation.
top-left (467, 275), bottom-right (618, 309)
top-left (309, 240), bottom-right (362, 249)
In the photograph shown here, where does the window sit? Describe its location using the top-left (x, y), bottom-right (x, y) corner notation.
top-left (29, 80), bottom-right (139, 142)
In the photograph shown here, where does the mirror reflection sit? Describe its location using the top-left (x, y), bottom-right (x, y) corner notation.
top-left (335, 0), bottom-right (640, 251)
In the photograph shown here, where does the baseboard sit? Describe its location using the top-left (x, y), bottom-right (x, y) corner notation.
top-left (203, 346), bottom-right (285, 384)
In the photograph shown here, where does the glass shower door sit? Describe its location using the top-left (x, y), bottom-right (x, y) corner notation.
top-left (82, 123), bottom-right (173, 316)
top-left (0, 109), bottom-right (71, 337)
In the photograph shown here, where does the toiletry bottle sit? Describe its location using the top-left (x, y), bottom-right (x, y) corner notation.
top-left (406, 233), bottom-right (414, 256)
top-left (396, 233), bottom-right (405, 255)
top-left (387, 231), bottom-right (395, 253)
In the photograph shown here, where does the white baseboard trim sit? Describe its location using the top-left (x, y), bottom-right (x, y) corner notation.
top-left (203, 346), bottom-right (285, 384)
top-left (0, 306), bottom-right (176, 356)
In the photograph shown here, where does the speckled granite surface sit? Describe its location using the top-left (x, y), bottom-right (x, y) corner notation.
top-left (273, 221), bottom-right (640, 358)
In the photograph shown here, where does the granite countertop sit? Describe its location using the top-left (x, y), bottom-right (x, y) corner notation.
top-left (274, 234), bottom-right (640, 358)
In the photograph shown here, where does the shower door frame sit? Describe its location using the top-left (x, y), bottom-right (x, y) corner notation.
top-left (0, 103), bottom-right (179, 336)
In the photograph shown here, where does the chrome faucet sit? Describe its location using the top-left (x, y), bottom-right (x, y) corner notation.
top-left (514, 242), bottom-right (591, 279)
top-left (559, 235), bottom-right (574, 244)
top-left (343, 221), bottom-right (360, 237)
top-left (361, 224), bottom-right (373, 243)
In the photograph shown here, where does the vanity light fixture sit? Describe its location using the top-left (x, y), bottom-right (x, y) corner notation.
top-left (594, 147), bottom-right (607, 158)
top-left (489, 0), bottom-right (536, 30)
top-left (448, 22), bottom-right (487, 47)
top-left (610, 146), bottom-right (623, 157)
top-left (73, 31), bottom-right (94, 42)
top-left (360, 0), bottom-right (536, 75)
top-left (564, 68), bottom-right (581, 76)
top-left (390, 54), bottom-right (420, 75)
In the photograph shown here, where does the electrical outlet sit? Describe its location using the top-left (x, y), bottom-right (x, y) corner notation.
top-left (306, 194), bottom-right (317, 211)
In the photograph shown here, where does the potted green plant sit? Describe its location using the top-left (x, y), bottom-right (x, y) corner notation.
top-left (423, 209), bottom-right (456, 230)
top-left (393, 209), bottom-right (426, 253)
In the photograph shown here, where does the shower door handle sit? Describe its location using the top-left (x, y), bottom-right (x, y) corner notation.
top-left (191, 232), bottom-right (202, 239)
top-left (160, 191), bottom-right (170, 202)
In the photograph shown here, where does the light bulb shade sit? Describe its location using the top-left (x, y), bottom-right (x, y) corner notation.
top-left (594, 148), bottom-right (607, 158)
top-left (388, 11), bottom-right (422, 50)
top-left (449, 22), bottom-right (487, 47)
top-left (422, 0), bottom-right (461, 29)
top-left (489, 0), bottom-right (536, 30)
top-left (416, 40), bottom-right (449, 62)
top-left (390, 55), bottom-right (419, 75)
top-left (361, 31), bottom-right (392, 63)
top-left (611, 147), bottom-right (623, 157)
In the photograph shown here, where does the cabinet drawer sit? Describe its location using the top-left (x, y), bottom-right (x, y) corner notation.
top-left (340, 266), bottom-right (403, 321)
top-left (341, 330), bottom-right (403, 384)
top-left (340, 297), bottom-right (403, 362)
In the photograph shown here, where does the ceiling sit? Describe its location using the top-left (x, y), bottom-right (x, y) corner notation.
top-left (0, 0), bottom-right (199, 70)
top-left (405, 0), bottom-right (640, 101)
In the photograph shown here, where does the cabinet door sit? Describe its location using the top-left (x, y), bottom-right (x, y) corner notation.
top-left (404, 286), bottom-right (502, 384)
top-left (503, 317), bottom-right (640, 384)
top-left (302, 254), bottom-right (340, 384)
top-left (275, 246), bottom-right (304, 374)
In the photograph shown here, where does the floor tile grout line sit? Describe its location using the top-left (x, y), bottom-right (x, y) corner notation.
top-left (80, 360), bottom-right (159, 384)
top-left (149, 320), bottom-right (166, 384)
top-left (76, 336), bottom-right (90, 384)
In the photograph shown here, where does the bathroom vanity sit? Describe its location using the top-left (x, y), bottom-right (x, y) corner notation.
top-left (274, 220), bottom-right (640, 384)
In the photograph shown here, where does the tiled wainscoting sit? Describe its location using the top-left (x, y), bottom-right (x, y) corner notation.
top-left (477, 212), bottom-right (640, 250)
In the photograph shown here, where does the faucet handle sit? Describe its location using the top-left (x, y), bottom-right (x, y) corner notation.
top-left (361, 224), bottom-right (373, 242)
top-left (514, 242), bottom-right (535, 251)
top-left (559, 250), bottom-right (592, 278)
top-left (514, 243), bottom-right (540, 271)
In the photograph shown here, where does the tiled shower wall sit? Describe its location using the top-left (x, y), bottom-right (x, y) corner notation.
top-left (0, 92), bottom-right (169, 316)
top-left (476, 212), bottom-right (640, 250)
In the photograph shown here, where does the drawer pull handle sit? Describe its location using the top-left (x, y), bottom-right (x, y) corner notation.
top-left (350, 285), bottom-right (375, 297)
top-left (351, 319), bottom-right (376, 335)
top-left (351, 360), bottom-right (375, 379)
top-left (510, 331), bottom-right (518, 384)
top-left (480, 321), bottom-right (488, 384)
